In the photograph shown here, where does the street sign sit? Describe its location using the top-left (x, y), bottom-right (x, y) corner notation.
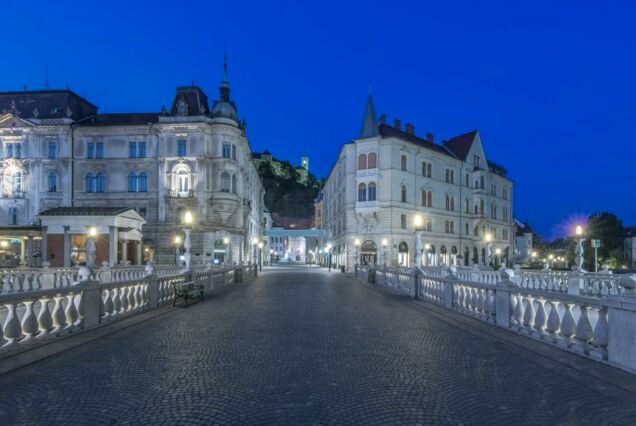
top-left (591, 239), bottom-right (601, 248)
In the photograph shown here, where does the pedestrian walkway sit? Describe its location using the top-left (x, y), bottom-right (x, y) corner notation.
top-left (1, 265), bottom-right (635, 425)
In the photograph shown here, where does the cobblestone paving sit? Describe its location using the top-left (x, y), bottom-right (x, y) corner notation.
top-left (1, 265), bottom-right (636, 425)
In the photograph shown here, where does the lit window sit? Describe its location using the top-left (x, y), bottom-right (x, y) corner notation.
top-left (177, 140), bottom-right (187, 157)
top-left (48, 142), bottom-right (57, 159)
top-left (48, 173), bottom-right (57, 192)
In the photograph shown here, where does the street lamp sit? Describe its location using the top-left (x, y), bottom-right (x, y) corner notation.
top-left (414, 215), bottom-right (424, 267)
top-left (575, 225), bottom-right (585, 272)
top-left (326, 243), bottom-right (333, 271)
top-left (484, 233), bottom-right (493, 268)
top-left (257, 242), bottom-right (263, 271)
top-left (381, 238), bottom-right (388, 267)
top-left (354, 238), bottom-right (361, 266)
top-left (182, 211), bottom-right (193, 272)
top-left (86, 226), bottom-right (98, 270)
top-left (495, 248), bottom-right (502, 268)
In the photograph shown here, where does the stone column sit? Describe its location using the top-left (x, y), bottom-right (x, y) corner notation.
top-left (120, 240), bottom-right (128, 265)
top-left (608, 274), bottom-right (636, 371)
top-left (136, 241), bottom-right (143, 265)
top-left (495, 269), bottom-right (517, 328)
top-left (26, 235), bottom-right (34, 267)
top-left (41, 226), bottom-right (48, 265)
top-left (108, 226), bottom-right (118, 267)
top-left (63, 226), bottom-right (71, 267)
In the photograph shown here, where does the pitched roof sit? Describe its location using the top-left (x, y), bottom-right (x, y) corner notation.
top-left (170, 86), bottom-right (210, 116)
top-left (76, 113), bottom-right (160, 126)
top-left (359, 94), bottom-right (379, 138)
top-left (443, 130), bottom-right (478, 160)
top-left (39, 207), bottom-right (134, 216)
top-left (378, 124), bottom-right (451, 157)
top-left (0, 89), bottom-right (98, 120)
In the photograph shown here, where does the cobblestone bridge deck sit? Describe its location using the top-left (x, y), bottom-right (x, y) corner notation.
top-left (1, 264), bottom-right (636, 425)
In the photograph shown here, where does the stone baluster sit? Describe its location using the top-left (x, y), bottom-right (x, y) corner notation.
top-left (2, 302), bottom-right (21, 345)
top-left (37, 297), bottom-right (53, 338)
top-left (522, 296), bottom-right (536, 334)
top-left (591, 307), bottom-right (608, 360)
top-left (559, 303), bottom-right (576, 347)
top-left (533, 298), bottom-right (547, 337)
top-left (112, 288), bottom-right (121, 315)
top-left (64, 293), bottom-right (78, 331)
top-left (51, 295), bottom-right (66, 334)
top-left (545, 301), bottom-right (561, 343)
top-left (120, 286), bottom-right (129, 313)
top-left (20, 300), bottom-right (39, 341)
top-left (575, 304), bottom-right (594, 354)
top-left (512, 295), bottom-right (524, 328)
top-left (103, 289), bottom-right (114, 318)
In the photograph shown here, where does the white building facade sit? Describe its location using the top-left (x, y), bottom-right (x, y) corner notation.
top-left (322, 94), bottom-right (514, 271)
top-left (0, 62), bottom-right (265, 267)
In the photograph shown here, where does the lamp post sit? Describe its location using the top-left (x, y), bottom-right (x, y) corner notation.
top-left (86, 226), bottom-right (98, 270)
top-left (484, 233), bottom-right (493, 268)
top-left (575, 225), bottom-right (585, 272)
top-left (354, 238), bottom-right (361, 266)
top-left (326, 243), bottom-right (333, 271)
top-left (173, 235), bottom-right (182, 266)
top-left (548, 254), bottom-right (555, 269)
top-left (257, 242), bottom-right (263, 271)
top-left (414, 215), bottom-right (424, 267)
top-left (381, 238), bottom-right (388, 267)
top-left (182, 211), bottom-right (193, 273)
top-left (251, 237), bottom-right (258, 266)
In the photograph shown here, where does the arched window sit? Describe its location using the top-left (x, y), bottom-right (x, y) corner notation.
top-left (358, 183), bottom-right (367, 202)
top-left (421, 190), bottom-right (427, 207)
top-left (450, 196), bottom-right (455, 211)
top-left (427, 191), bottom-right (432, 207)
top-left (128, 172), bottom-right (137, 192)
top-left (48, 173), bottom-right (57, 192)
top-left (367, 153), bottom-right (377, 169)
top-left (178, 169), bottom-right (190, 194)
top-left (12, 170), bottom-right (22, 193)
top-left (367, 182), bottom-right (376, 201)
top-left (398, 242), bottom-right (409, 267)
top-left (221, 171), bottom-right (231, 192)
top-left (401, 185), bottom-right (407, 203)
top-left (138, 172), bottom-right (148, 192)
top-left (85, 173), bottom-right (95, 193)
top-left (96, 173), bottom-right (106, 193)
top-left (231, 174), bottom-right (237, 194)
top-left (445, 195), bottom-right (450, 210)
top-left (358, 154), bottom-right (367, 170)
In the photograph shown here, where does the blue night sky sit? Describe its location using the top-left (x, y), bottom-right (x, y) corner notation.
top-left (2, 0), bottom-right (635, 238)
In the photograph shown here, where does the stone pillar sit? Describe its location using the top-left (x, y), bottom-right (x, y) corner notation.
top-left (108, 226), bottom-right (118, 267)
top-left (26, 235), bottom-right (33, 267)
top-left (495, 269), bottom-right (517, 328)
top-left (41, 226), bottom-right (48, 265)
top-left (608, 274), bottom-right (636, 372)
top-left (63, 226), bottom-right (71, 267)
top-left (120, 240), bottom-right (128, 265)
top-left (568, 272), bottom-right (584, 295)
top-left (136, 241), bottom-right (143, 265)
top-left (78, 279), bottom-right (102, 329)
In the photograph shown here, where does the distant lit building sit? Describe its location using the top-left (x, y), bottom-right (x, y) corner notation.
top-left (321, 94), bottom-right (514, 270)
top-left (0, 59), bottom-right (265, 267)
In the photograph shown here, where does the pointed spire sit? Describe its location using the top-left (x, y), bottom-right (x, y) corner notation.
top-left (359, 92), bottom-right (379, 139)
top-left (219, 48), bottom-right (231, 102)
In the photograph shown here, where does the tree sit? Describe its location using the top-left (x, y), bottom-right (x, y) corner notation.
top-left (585, 212), bottom-right (625, 270)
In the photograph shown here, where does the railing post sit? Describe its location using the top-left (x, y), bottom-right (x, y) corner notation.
top-left (443, 267), bottom-right (457, 308)
top-left (99, 263), bottom-right (113, 284)
top-left (495, 268), bottom-right (517, 328)
top-left (76, 271), bottom-right (101, 329)
top-left (412, 268), bottom-right (420, 300)
top-left (567, 271), bottom-right (585, 295)
top-left (608, 274), bottom-right (636, 372)
top-left (145, 263), bottom-right (159, 309)
top-left (40, 261), bottom-right (56, 290)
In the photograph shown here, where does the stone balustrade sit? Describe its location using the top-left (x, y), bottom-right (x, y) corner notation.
top-left (356, 265), bottom-right (636, 374)
top-left (0, 264), bottom-right (204, 294)
top-left (0, 264), bottom-right (257, 356)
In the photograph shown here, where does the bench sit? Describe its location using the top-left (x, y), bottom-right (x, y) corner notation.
top-left (172, 281), bottom-right (204, 306)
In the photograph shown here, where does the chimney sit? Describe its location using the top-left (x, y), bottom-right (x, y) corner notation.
top-left (378, 114), bottom-right (386, 125)
top-left (405, 123), bottom-right (415, 135)
top-left (394, 118), bottom-right (401, 130)
top-left (426, 133), bottom-right (434, 143)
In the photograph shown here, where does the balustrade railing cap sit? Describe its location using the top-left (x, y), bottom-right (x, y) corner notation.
top-left (618, 274), bottom-right (636, 297)
top-left (144, 262), bottom-right (157, 276)
top-left (499, 268), bottom-right (516, 282)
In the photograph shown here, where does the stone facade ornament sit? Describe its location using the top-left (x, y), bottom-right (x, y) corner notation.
top-left (66, 105), bottom-right (73, 118)
top-left (177, 96), bottom-right (188, 116)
